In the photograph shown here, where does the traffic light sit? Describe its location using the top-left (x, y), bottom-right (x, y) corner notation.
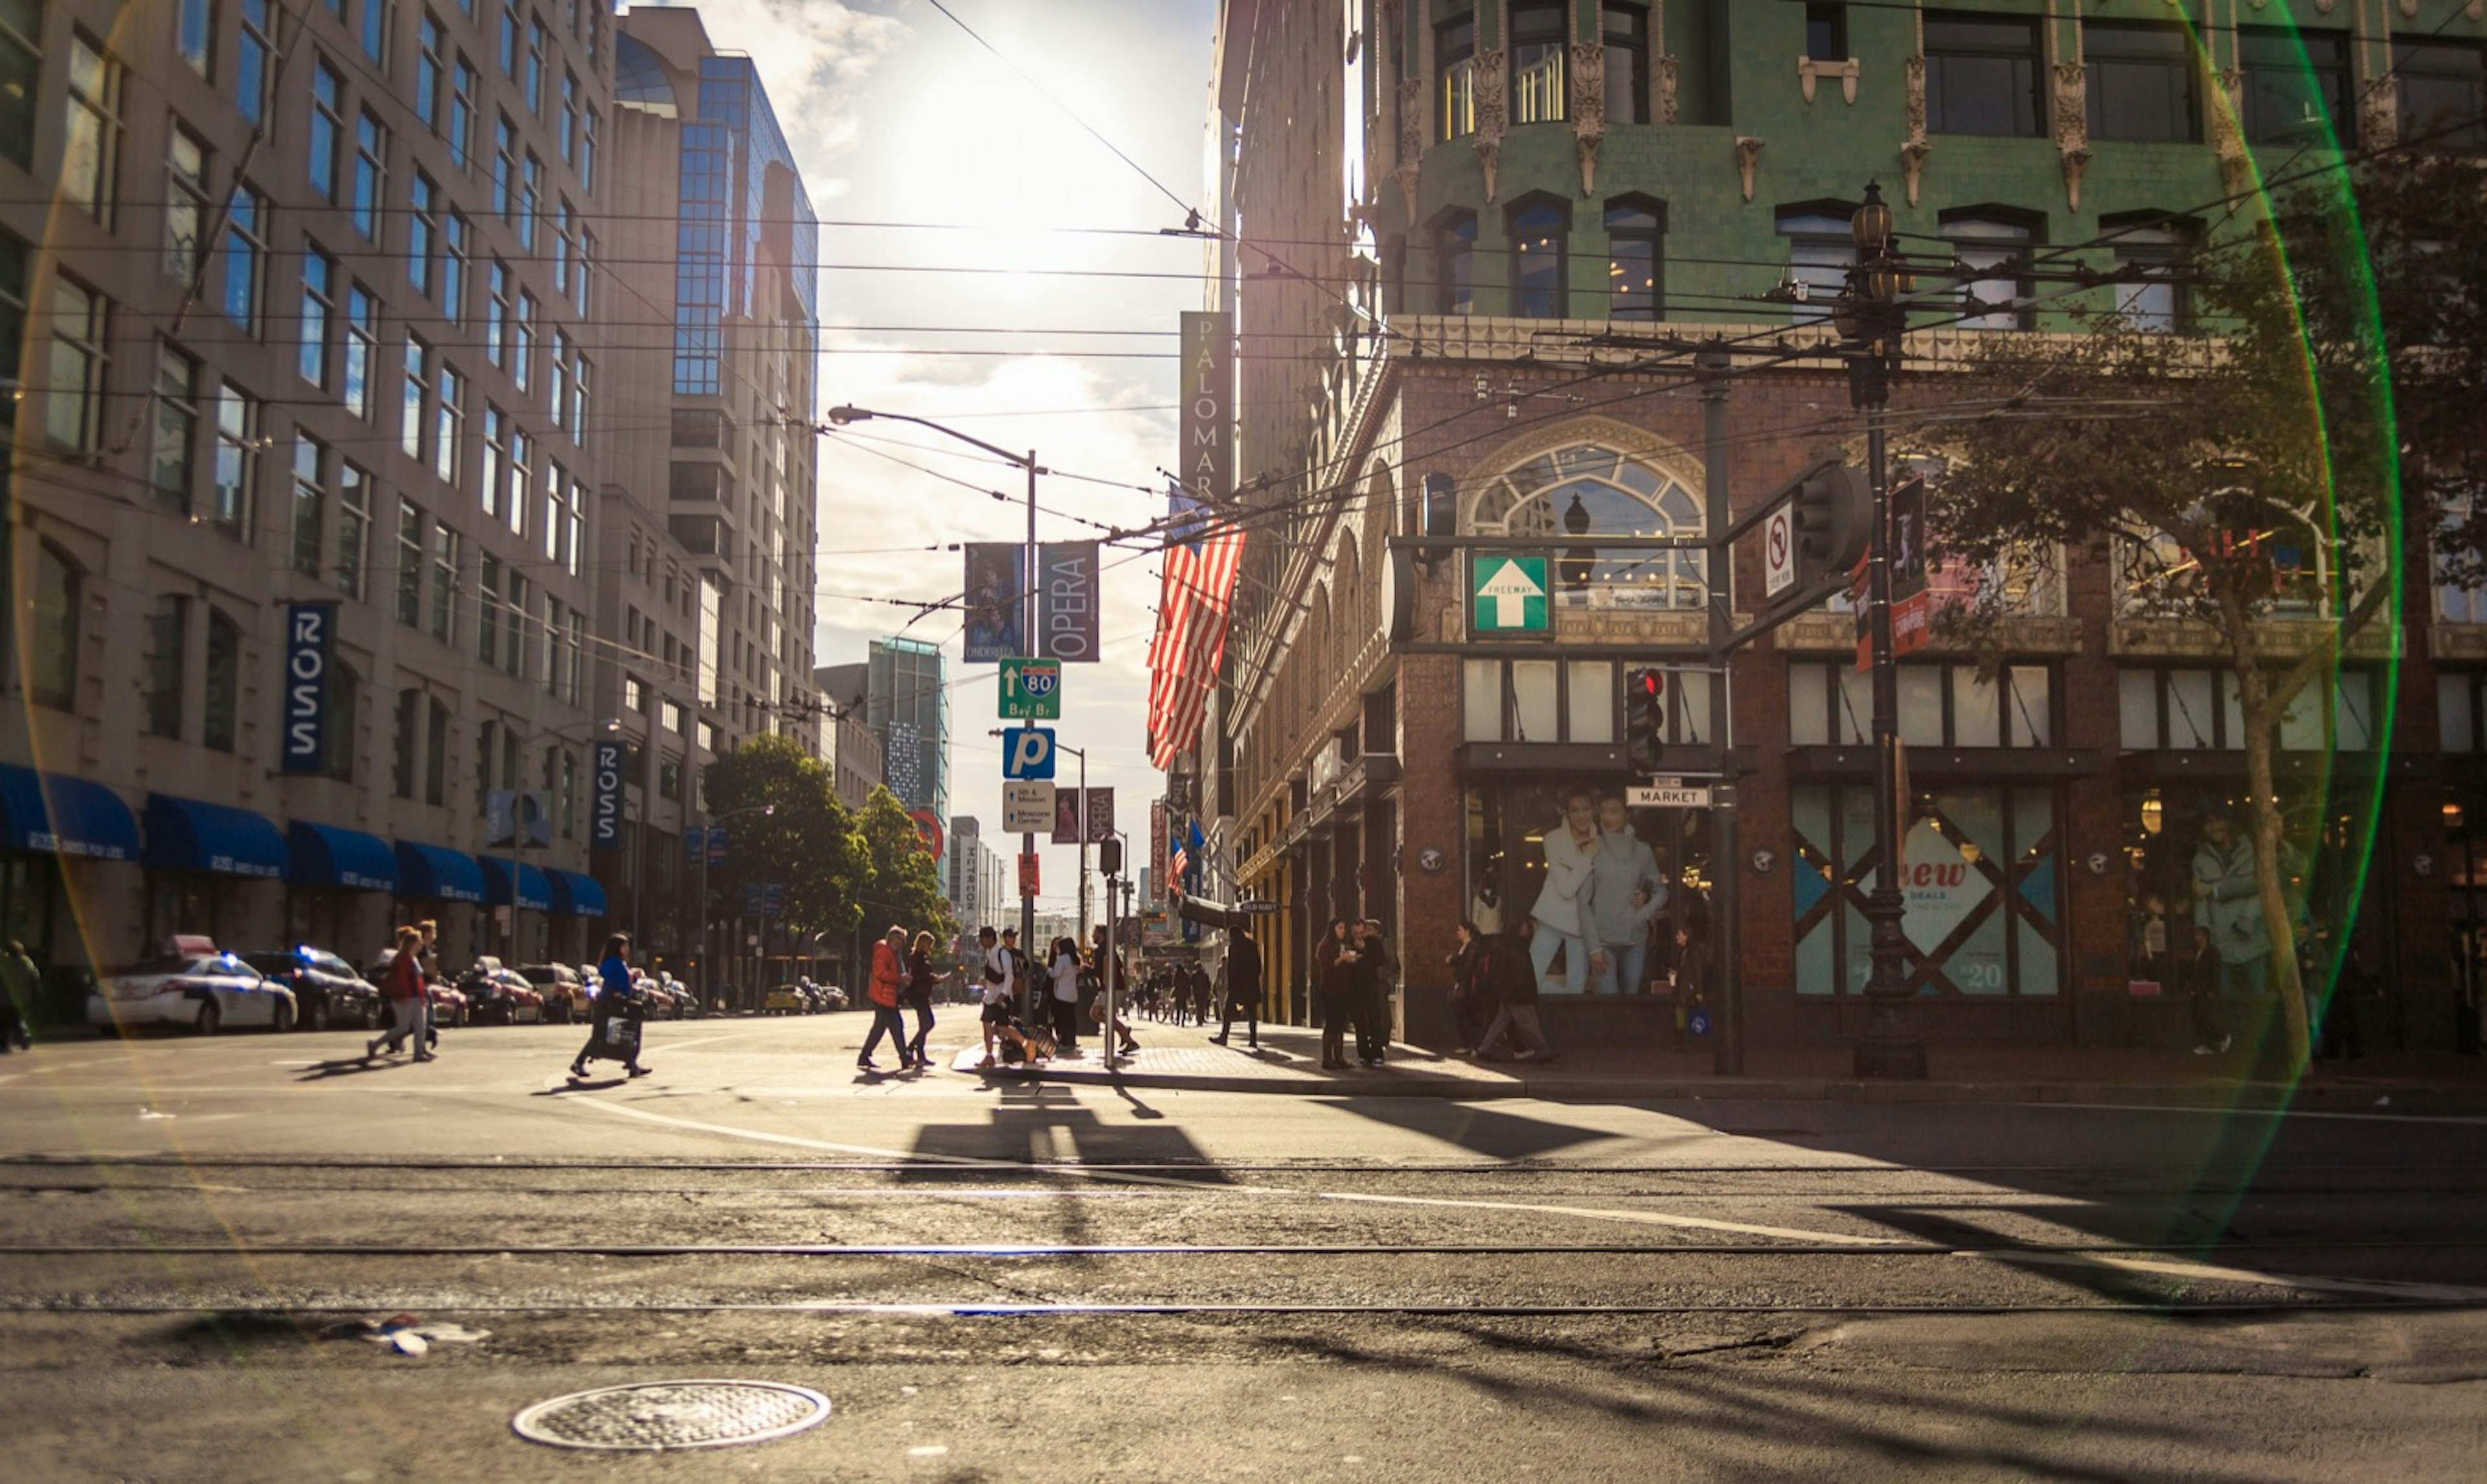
top-left (1625, 667), bottom-right (1667, 772)
top-left (1792, 466), bottom-right (1874, 585)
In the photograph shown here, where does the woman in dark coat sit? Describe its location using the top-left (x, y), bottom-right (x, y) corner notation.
top-left (1315, 917), bottom-right (1358, 1070)
top-left (903, 930), bottom-right (938, 1068)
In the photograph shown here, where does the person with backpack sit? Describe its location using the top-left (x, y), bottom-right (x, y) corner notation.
top-left (859, 925), bottom-right (914, 1071)
top-left (366, 925), bottom-right (433, 1061)
top-left (569, 932), bottom-right (650, 1080)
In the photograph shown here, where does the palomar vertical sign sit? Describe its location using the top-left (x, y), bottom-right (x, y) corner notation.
top-left (1179, 310), bottom-right (1232, 502)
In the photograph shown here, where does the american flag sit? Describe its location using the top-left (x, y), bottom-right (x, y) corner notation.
top-left (1145, 486), bottom-right (1245, 769)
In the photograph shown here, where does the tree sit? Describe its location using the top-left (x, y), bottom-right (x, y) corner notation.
top-left (698, 736), bottom-right (866, 960)
top-left (1931, 160), bottom-right (2477, 1074)
top-left (847, 786), bottom-right (957, 960)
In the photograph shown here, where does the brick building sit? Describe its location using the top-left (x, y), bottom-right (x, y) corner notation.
top-left (1194, 1), bottom-right (2487, 1051)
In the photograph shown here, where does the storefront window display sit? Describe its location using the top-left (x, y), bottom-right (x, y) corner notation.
top-left (1791, 785), bottom-right (2061, 996)
top-left (1465, 781), bottom-right (1709, 995)
top-left (1466, 442), bottom-right (1707, 612)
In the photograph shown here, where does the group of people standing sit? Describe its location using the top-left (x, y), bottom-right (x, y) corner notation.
top-left (1313, 917), bottom-right (1396, 1069)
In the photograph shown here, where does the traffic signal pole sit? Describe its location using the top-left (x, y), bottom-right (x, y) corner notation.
top-left (1699, 347), bottom-right (1743, 1077)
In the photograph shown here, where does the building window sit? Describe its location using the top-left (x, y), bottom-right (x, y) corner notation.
top-left (486, 260), bottom-right (509, 365)
top-left (1604, 196), bottom-right (1663, 320)
top-left (559, 70), bottom-right (578, 163)
top-left (360, 0), bottom-right (389, 63)
top-left (352, 113), bottom-right (387, 239)
top-left (506, 425), bottom-right (531, 538)
top-left (64, 35), bottom-right (122, 225)
top-left (310, 62), bottom-right (344, 199)
top-left (394, 688), bottom-right (420, 798)
top-left (203, 611), bottom-right (240, 752)
top-left (235, 0), bottom-right (273, 125)
top-left (2118, 668), bottom-right (2244, 750)
top-left (426, 699), bottom-right (450, 804)
top-left (1508, 197), bottom-right (1568, 319)
top-left (481, 403), bottom-right (506, 523)
top-left (153, 345), bottom-right (202, 509)
top-left (298, 247), bottom-right (335, 387)
top-left (492, 115), bottom-right (516, 218)
top-left (442, 213), bottom-right (470, 323)
top-left (2438, 495), bottom-right (2486, 626)
top-left (47, 277), bottom-right (109, 453)
top-left (291, 435), bottom-right (328, 576)
top-left (2085, 21), bottom-right (2199, 144)
top-left (2396, 39), bottom-right (2486, 152)
top-left (503, 571), bottom-right (528, 676)
top-left (321, 666), bottom-right (358, 780)
top-left (498, 3), bottom-right (517, 72)
top-left (416, 12), bottom-right (445, 129)
top-left (1777, 206), bottom-right (1855, 322)
top-left (512, 289), bottom-right (536, 392)
top-left (337, 461), bottom-right (371, 598)
top-left (1789, 661), bottom-right (2052, 747)
top-left (435, 364), bottom-right (464, 485)
top-left (399, 337), bottom-right (427, 460)
top-left (220, 183), bottom-right (266, 330)
top-left (2107, 216), bottom-right (2191, 332)
top-left (1941, 213), bottom-right (2036, 330)
top-left (547, 330), bottom-right (569, 432)
top-left (212, 385), bottom-right (257, 536)
top-left (449, 58), bottom-right (477, 168)
top-left (167, 128), bottom-right (211, 284)
top-left (2238, 28), bottom-right (2347, 146)
top-left (0, 0), bottom-right (37, 168)
top-left (148, 596), bottom-right (189, 739)
top-left (1602, 5), bottom-right (1648, 125)
top-left (477, 554), bottom-right (501, 666)
top-left (429, 524), bottom-right (458, 642)
top-left (343, 284), bottom-right (378, 418)
top-left (30, 543), bottom-right (81, 711)
top-left (552, 470), bottom-right (582, 576)
top-left (1509, 0), bottom-right (1567, 125)
top-left (396, 500), bottom-right (424, 626)
top-left (1806, 3), bottom-right (1848, 62)
top-left (518, 152), bottom-right (542, 250)
top-left (1468, 441), bottom-right (1707, 612)
top-left (1437, 16), bottom-right (1476, 140)
top-left (177, 0), bottom-right (215, 74)
top-left (525, 17), bottom-right (546, 111)
top-left (1923, 10), bottom-right (2043, 137)
top-left (569, 355), bottom-right (591, 441)
top-left (408, 174), bottom-right (437, 296)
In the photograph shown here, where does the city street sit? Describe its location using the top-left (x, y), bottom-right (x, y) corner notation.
top-left (2, 1016), bottom-right (2481, 1481)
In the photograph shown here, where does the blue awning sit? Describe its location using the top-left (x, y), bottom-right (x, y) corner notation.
top-left (142, 793), bottom-right (287, 879)
top-left (0, 763), bottom-right (139, 860)
top-left (392, 840), bottom-right (487, 904)
top-left (287, 822), bottom-right (398, 892)
top-left (547, 868), bottom-right (608, 917)
top-left (480, 859), bottom-right (552, 912)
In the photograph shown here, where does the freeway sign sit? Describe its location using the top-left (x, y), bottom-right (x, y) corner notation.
top-left (1470, 554), bottom-right (1549, 634)
top-left (998, 657), bottom-right (1062, 719)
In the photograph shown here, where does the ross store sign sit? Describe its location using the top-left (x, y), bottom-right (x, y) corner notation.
top-left (589, 741), bottom-right (626, 851)
top-left (279, 602), bottom-right (337, 774)
top-left (1179, 311), bottom-right (1233, 501)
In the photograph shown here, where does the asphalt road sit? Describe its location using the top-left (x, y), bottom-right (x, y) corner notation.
top-left (2, 1015), bottom-right (2482, 1482)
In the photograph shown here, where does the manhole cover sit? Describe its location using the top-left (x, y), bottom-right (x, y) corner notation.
top-left (513, 1380), bottom-right (831, 1452)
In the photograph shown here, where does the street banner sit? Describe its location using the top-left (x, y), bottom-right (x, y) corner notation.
top-left (1038, 541), bottom-right (1100, 662)
top-left (1084, 787), bottom-right (1115, 844)
top-left (1150, 799), bottom-right (1167, 880)
top-left (1017, 851), bottom-right (1041, 899)
top-left (589, 740), bottom-right (626, 851)
top-left (962, 543), bottom-right (1027, 663)
top-left (1050, 787), bottom-right (1117, 845)
top-left (1179, 310), bottom-right (1233, 501)
top-left (279, 602), bottom-right (337, 774)
top-left (1053, 789), bottom-right (1084, 844)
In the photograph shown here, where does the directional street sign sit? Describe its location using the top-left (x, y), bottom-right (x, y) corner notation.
top-left (1003, 780), bottom-right (1056, 833)
top-left (1000, 726), bottom-right (1058, 781)
top-left (1764, 504), bottom-right (1797, 598)
top-left (1628, 783), bottom-right (1715, 809)
top-left (1470, 554), bottom-right (1550, 634)
top-left (998, 657), bottom-right (1062, 719)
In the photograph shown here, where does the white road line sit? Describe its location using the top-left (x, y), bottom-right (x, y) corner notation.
top-left (1982, 1250), bottom-right (2487, 1304)
top-left (2033, 1100), bottom-right (2487, 1127)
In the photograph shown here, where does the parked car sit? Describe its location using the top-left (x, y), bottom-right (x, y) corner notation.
top-left (633, 972), bottom-right (683, 1020)
top-left (520, 963), bottom-right (586, 1024)
top-left (88, 949), bottom-right (297, 1035)
top-left (764, 983), bottom-right (806, 1015)
top-left (242, 947), bottom-right (382, 1031)
top-left (659, 973), bottom-right (701, 1018)
top-left (460, 963), bottom-right (544, 1024)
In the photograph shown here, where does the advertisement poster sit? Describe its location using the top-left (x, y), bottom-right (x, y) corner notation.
top-left (1038, 541), bottom-right (1100, 662)
top-left (962, 543), bottom-right (1027, 663)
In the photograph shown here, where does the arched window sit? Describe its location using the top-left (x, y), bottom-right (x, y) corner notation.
top-left (1470, 441), bottom-right (1705, 611)
top-left (1940, 210), bottom-right (2040, 330)
top-left (30, 542), bottom-right (82, 711)
top-left (1604, 196), bottom-right (1664, 320)
top-left (203, 609), bottom-right (242, 752)
top-left (1509, 1), bottom-right (1568, 124)
top-left (1507, 197), bottom-right (1569, 319)
top-left (1432, 210), bottom-right (1476, 315)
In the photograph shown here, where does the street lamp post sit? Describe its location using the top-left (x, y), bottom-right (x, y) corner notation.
top-left (1836, 183), bottom-right (1929, 1080)
top-left (825, 405), bottom-right (1043, 973)
top-left (694, 801), bottom-right (773, 1013)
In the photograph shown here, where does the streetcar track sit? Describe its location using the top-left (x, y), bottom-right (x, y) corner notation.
top-left (5, 1297), bottom-right (2477, 1318)
top-left (10, 1156), bottom-right (2477, 1176)
top-left (0, 1237), bottom-right (2471, 1257)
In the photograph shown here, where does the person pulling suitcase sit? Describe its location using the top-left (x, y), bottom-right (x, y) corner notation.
top-left (570, 932), bottom-right (650, 1081)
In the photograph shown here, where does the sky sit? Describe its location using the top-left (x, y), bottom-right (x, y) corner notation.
top-left (641, 0), bottom-right (1221, 917)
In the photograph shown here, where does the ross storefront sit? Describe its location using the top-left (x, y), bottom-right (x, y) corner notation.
top-left (284, 822), bottom-right (399, 964)
top-left (0, 765), bottom-right (141, 1011)
top-left (392, 840), bottom-right (488, 969)
top-left (479, 859), bottom-right (554, 964)
top-left (140, 793), bottom-right (288, 951)
top-left (546, 868), bottom-right (608, 966)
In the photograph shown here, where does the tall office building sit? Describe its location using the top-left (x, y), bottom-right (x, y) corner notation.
top-left (3, 0), bottom-right (615, 978)
top-left (866, 636), bottom-right (948, 883)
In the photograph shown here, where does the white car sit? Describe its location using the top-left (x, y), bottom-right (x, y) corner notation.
top-left (87, 952), bottom-right (298, 1035)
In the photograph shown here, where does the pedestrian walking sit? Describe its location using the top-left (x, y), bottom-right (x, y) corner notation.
top-left (1475, 926), bottom-right (1555, 1063)
top-left (1446, 920), bottom-right (1492, 1052)
top-left (859, 925), bottom-right (913, 1070)
top-left (1316, 917), bottom-right (1357, 1070)
top-left (1210, 925), bottom-right (1263, 1049)
top-left (903, 930), bottom-right (938, 1067)
top-left (569, 932), bottom-right (650, 1080)
top-left (976, 926), bottom-right (1017, 1067)
top-left (1089, 925), bottom-right (1140, 1055)
top-left (0, 939), bottom-right (40, 1052)
top-left (2186, 924), bottom-right (2231, 1055)
top-left (414, 919), bottom-right (441, 1053)
top-left (1049, 937), bottom-right (1084, 1053)
top-left (366, 925), bottom-right (432, 1060)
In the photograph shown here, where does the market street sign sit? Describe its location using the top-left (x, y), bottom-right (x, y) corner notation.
top-left (1628, 783), bottom-right (1714, 809)
top-left (998, 657), bottom-right (1063, 719)
top-left (1470, 554), bottom-right (1549, 634)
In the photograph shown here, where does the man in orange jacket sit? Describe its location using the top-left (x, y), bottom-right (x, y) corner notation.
top-left (859, 925), bottom-right (914, 1071)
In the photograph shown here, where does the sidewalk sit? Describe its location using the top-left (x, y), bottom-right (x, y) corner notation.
top-left (957, 1015), bottom-right (2487, 1112)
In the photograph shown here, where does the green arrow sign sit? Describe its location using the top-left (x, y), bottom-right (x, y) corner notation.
top-left (1471, 554), bottom-right (1550, 633)
top-left (999, 656), bottom-right (1063, 719)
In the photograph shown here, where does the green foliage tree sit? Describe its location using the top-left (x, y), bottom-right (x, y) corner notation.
top-left (1931, 161), bottom-right (2475, 1073)
top-left (848, 786), bottom-right (957, 960)
top-left (698, 735), bottom-right (866, 958)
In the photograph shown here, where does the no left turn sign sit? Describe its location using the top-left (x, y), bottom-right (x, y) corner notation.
top-left (1764, 505), bottom-right (1797, 598)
